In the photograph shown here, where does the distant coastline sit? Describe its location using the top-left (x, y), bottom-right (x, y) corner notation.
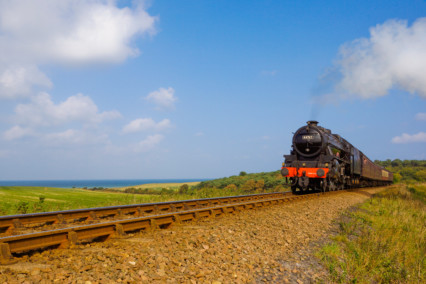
top-left (0, 179), bottom-right (208, 189)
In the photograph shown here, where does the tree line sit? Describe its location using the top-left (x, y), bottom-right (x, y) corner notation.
top-left (374, 159), bottom-right (426, 183)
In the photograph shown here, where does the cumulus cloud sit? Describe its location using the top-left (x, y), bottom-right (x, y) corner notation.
top-left (0, 0), bottom-right (157, 99)
top-left (14, 92), bottom-right (121, 127)
top-left (3, 125), bottom-right (36, 140)
top-left (146, 87), bottom-right (177, 110)
top-left (0, 0), bottom-right (156, 65)
top-left (134, 134), bottom-right (164, 152)
top-left (416, 113), bottom-right (426, 120)
top-left (0, 65), bottom-right (52, 99)
top-left (391, 132), bottom-right (426, 143)
top-left (321, 17), bottom-right (426, 101)
top-left (3, 92), bottom-right (120, 143)
top-left (122, 118), bottom-right (171, 134)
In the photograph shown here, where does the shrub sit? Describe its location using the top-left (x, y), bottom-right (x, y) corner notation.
top-left (241, 179), bottom-right (256, 193)
top-left (224, 184), bottom-right (237, 191)
top-left (255, 179), bottom-right (265, 192)
top-left (15, 201), bottom-right (30, 214)
top-left (178, 184), bottom-right (190, 194)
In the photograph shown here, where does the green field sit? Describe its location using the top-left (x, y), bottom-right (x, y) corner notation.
top-left (0, 172), bottom-right (286, 215)
top-left (0, 186), bottom-right (174, 215)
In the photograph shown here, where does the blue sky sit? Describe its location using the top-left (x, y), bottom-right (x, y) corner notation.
top-left (0, 0), bottom-right (425, 180)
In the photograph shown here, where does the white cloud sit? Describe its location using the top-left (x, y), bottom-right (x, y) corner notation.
top-left (0, 0), bottom-right (156, 65)
top-left (122, 118), bottom-right (171, 134)
top-left (3, 92), bottom-right (120, 144)
top-left (416, 113), bottom-right (426, 120)
top-left (391, 132), bottom-right (426, 143)
top-left (43, 129), bottom-right (108, 145)
top-left (0, 65), bottom-right (52, 99)
top-left (14, 92), bottom-right (121, 127)
top-left (0, 0), bottom-right (157, 99)
top-left (134, 134), bottom-right (163, 152)
top-left (3, 125), bottom-right (35, 140)
top-left (146, 87), bottom-right (177, 110)
top-left (322, 18), bottom-right (426, 101)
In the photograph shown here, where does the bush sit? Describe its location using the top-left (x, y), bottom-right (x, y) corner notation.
top-left (15, 201), bottom-right (30, 214)
top-left (241, 179), bottom-right (256, 193)
top-left (224, 184), bottom-right (237, 191)
top-left (178, 184), bottom-right (190, 194)
top-left (193, 170), bottom-right (287, 192)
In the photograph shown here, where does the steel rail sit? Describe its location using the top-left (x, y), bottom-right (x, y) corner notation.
top-left (0, 192), bottom-right (289, 235)
top-left (0, 191), bottom-right (345, 264)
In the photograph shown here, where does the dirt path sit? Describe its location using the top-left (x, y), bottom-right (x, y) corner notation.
top-left (0, 187), bottom-right (385, 283)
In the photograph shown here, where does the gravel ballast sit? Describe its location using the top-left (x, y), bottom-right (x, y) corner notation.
top-left (0, 188), bottom-right (385, 283)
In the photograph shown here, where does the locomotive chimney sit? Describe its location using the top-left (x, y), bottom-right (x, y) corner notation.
top-left (307, 120), bottom-right (319, 126)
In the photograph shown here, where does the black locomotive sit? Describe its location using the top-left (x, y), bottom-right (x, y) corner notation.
top-left (281, 121), bottom-right (393, 193)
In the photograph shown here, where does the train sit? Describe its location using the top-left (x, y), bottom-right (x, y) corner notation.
top-left (281, 121), bottom-right (393, 193)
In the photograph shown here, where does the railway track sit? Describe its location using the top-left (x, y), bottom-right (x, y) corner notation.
top-left (0, 192), bottom-right (287, 236)
top-left (0, 190), bottom-right (345, 264)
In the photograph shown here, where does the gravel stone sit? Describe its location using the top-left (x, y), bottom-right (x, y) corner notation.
top-left (0, 188), bottom-right (384, 283)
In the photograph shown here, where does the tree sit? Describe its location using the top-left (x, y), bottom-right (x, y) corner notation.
top-left (382, 159), bottom-right (392, 167)
top-left (391, 159), bottom-right (402, 167)
top-left (239, 171), bottom-right (247, 176)
top-left (393, 173), bottom-right (402, 183)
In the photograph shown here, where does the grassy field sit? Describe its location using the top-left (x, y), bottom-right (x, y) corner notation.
top-left (0, 186), bottom-right (177, 215)
top-left (318, 183), bottom-right (425, 283)
top-left (0, 177), bottom-right (285, 215)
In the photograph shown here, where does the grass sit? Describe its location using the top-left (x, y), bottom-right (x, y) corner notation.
top-left (318, 184), bottom-right (426, 283)
top-left (0, 186), bottom-right (177, 215)
top-left (0, 181), bottom-right (284, 215)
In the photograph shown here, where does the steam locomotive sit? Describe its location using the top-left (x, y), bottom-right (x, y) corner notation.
top-left (281, 121), bottom-right (393, 193)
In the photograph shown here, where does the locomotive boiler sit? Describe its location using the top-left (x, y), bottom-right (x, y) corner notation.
top-left (281, 121), bottom-right (393, 193)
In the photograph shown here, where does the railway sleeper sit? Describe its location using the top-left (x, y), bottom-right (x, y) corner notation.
top-left (0, 192), bottom-right (332, 264)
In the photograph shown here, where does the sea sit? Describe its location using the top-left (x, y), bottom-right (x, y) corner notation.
top-left (0, 179), bottom-right (207, 189)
